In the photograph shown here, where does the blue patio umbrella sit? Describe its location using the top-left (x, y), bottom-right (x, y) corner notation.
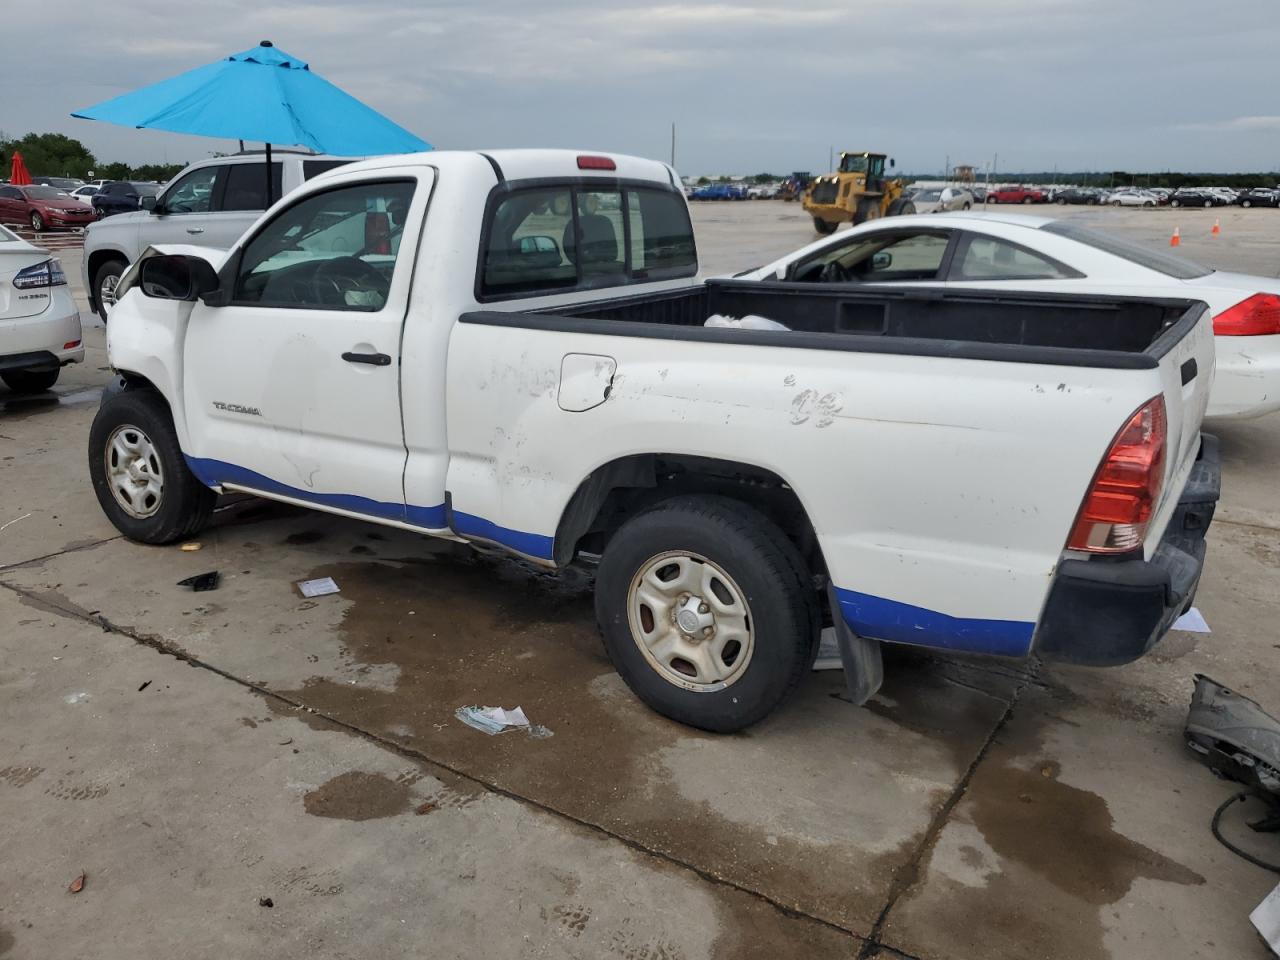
top-left (73, 41), bottom-right (430, 200)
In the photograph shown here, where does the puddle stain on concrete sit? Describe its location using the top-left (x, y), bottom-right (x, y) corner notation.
top-left (0, 924), bottom-right (13, 958)
top-left (303, 771), bottom-right (414, 821)
top-left (284, 529), bottom-right (328, 546)
top-left (257, 555), bottom-right (1010, 934)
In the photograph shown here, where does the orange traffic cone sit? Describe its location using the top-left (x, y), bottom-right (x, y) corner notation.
top-left (1212, 218), bottom-right (1221, 236)
top-left (1170, 227), bottom-right (1181, 247)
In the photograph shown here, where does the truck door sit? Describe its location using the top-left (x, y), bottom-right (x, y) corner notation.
top-left (867, 156), bottom-right (886, 194)
top-left (181, 169), bottom-right (435, 525)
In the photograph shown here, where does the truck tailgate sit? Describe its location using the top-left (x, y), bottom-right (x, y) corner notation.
top-left (1146, 302), bottom-right (1215, 550)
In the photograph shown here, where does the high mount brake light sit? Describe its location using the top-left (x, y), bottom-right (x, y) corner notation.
top-left (577, 155), bottom-right (616, 170)
top-left (1213, 293), bottom-right (1280, 336)
top-left (1068, 396), bottom-right (1167, 554)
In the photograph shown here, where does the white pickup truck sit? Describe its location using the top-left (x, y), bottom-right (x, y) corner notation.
top-left (89, 149), bottom-right (1222, 732)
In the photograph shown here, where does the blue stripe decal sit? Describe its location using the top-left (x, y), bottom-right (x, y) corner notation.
top-left (184, 456), bottom-right (447, 529)
top-left (834, 586), bottom-right (1034, 657)
top-left (451, 511), bottom-right (555, 560)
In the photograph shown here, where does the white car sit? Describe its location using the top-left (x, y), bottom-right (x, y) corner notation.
top-left (0, 222), bottom-right (84, 393)
top-left (69, 185), bottom-right (100, 205)
top-left (742, 211), bottom-right (1280, 420)
top-left (90, 150), bottom-right (1220, 732)
top-left (1106, 190), bottom-right (1158, 207)
top-left (911, 186), bottom-right (973, 213)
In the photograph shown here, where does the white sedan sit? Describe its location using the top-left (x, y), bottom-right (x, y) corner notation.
top-left (910, 186), bottom-right (973, 214)
top-left (1105, 190), bottom-right (1159, 207)
top-left (742, 212), bottom-right (1280, 420)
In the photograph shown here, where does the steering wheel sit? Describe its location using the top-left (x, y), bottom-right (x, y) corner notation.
top-left (819, 260), bottom-right (854, 283)
top-left (309, 257), bottom-right (387, 307)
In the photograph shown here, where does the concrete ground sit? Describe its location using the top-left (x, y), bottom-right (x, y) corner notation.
top-left (2, 203), bottom-right (1279, 960)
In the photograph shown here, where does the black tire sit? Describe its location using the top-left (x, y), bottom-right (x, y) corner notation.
top-left (812, 216), bottom-right (837, 235)
top-left (886, 197), bottom-right (916, 216)
top-left (1055, 197), bottom-right (1067, 205)
top-left (962, 202), bottom-right (971, 210)
top-left (1022, 197), bottom-right (1034, 204)
top-left (93, 258), bottom-right (127, 323)
top-left (88, 390), bottom-right (216, 544)
top-left (1204, 200), bottom-right (1213, 208)
top-left (1171, 199), bottom-right (1181, 208)
top-left (1242, 199), bottom-right (1252, 208)
top-left (594, 495), bottom-right (819, 733)
top-left (1, 367), bottom-right (59, 393)
top-left (30, 211), bottom-right (44, 231)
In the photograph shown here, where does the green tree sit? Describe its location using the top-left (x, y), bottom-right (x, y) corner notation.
top-left (131, 162), bottom-right (185, 182)
top-left (97, 162), bottom-right (132, 181)
top-left (696, 176), bottom-right (710, 185)
top-left (0, 132), bottom-right (96, 178)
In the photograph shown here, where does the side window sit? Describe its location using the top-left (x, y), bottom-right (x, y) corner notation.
top-left (221, 162), bottom-right (284, 211)
top-left (796, 231), bottom-right (950, 283)
top-left (232, 179), bottom-right (417, 312)
top-left (0, 187), bottom-right (18, 200)
top-left (303, 159), bottom-right (353, 181)
top-left (950, 236), bottom-right (1074, 281)
top-left (162, 166), bottom-right (220, 214)
top-left (480, 184), bottom-right (697, 299)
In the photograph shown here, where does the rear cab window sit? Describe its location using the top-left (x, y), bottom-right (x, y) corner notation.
top-left (479, 181), bottom-right (695, 300)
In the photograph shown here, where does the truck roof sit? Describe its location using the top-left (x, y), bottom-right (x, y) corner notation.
top-left (324, 149), bottom-right (679, 189)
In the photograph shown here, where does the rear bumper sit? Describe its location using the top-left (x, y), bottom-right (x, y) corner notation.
top-left (1034, 434), bottom-right (1220, 666)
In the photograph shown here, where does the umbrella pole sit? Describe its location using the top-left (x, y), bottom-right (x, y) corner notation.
top-left (265, 142), bottom-right (273, 205)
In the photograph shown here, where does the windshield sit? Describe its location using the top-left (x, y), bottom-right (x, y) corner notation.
top-left (0, 223), bottom-right (18, 242)
top-left (25, 186), bottom-right (62, 200)
top-left (1041, 221), bottom-right (1213, 279)
top-left (916, 189), bottom-right (943, 201)
top-left (839, 155), bottom-right (870, 174)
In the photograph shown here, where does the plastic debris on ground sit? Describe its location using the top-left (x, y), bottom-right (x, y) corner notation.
top-left (179, 542), bottom-right (202, 552)
top-left (455, 705), bottom-right (551, 737)
top-left (297, 576), bottom-right (340, 598)
top-left (64, 692), bottom-right (90, 704)
top-left (1172, 607), bottom-right (1211, 633)
top-left (1254, 882), bottom-right (1280, 955)
top-left (177, 571), bottom-right (220, 592)
top-left (813, 627), bottom-right (841, 670)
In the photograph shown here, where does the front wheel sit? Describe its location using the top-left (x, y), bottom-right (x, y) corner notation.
top-left (1204, 200), bottom-right (1213, 208)
top-left (812, 217), bottom-right (837, 235)
top-left (88, 390), bottom-right (216, 544)
top-left (1022, 197), bottom-right (1034, 204)
top-left (93, 258), bottom-right (127, 323)
top-left (29, 211), bottom-right (44, 231)
top-left (1242, 199), bottom-right (1253, 208)
top-left (1, 368), bottom-right (59, 394)
top-left (594, 495), bottom-right (818, 732)
top-left (886, 197), bottom-right (916, 216)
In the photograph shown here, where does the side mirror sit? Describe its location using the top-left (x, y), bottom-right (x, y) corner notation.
top-left (140, 195), bottom-right (157, 212)
top-left (872, 250), bottom-right (893, 270)
top-left (889, 158), bottom-right (896, 169)
top-left (138, 254), bottom-right (220, 302)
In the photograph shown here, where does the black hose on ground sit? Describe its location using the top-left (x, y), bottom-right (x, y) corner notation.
top-left (1211, 792), bottom-right (1280, 873)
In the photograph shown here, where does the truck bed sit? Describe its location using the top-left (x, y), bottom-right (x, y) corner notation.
top-left (462, 280), bottom-right (1206, 370)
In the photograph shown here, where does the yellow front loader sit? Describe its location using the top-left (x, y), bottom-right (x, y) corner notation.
top-left (802, 151), bottom-right (915, 235)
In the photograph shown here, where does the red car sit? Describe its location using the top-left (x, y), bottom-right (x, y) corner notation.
top-left (986, 186), bottom-right (1046, 205)
top-left (0, 184), bottom-right (96, 231)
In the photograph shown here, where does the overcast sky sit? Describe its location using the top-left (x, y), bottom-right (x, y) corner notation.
top-left (4, 0), bottom-right (1279, 176)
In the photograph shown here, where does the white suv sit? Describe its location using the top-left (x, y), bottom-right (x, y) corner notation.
top-left (0, 223), bottom-right (83, 393)
top-left (82, 151), bottom-right (355, 321)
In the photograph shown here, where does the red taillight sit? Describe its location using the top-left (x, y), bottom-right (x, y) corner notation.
top-left (63, 340), bottom-right (80, 349)
top-left (364, 211), bottom-right (391, 255)
top-left (1068, 396), bottom-right (1167, 554)
top-left (576, 155), bottom-right (616, 170)
top-left (1213, 293), bottom-right (1280, 336)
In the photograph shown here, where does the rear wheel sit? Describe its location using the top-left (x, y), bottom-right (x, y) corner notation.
top-left (29, 211), bottom-right (44, 231)
top-left (1, 368), bottom-right (59, 394)
top-left (1204, 200), bottom-right (1213, 208)
top-left (812, 217), bottom-right (837, 235)
top-left (1242, 199), bottom-right (1253, 208)
top-left (1171, 199), bottom-right (1182, 208)
top-left (88, 390), bottom-right (216, 544)
top-left (1055, 197), bottom-right (1067, 205)
top-left (93, 258), bottom-right (127, 323)
top-left (594, 495), bottom-right (818, 732)
top-left (1022, 197), bottom-right (1034, 204)
top-left (886, 198), bottom-right (916, 216)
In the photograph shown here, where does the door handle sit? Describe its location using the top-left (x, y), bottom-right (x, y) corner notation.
top-left (186, 226), bottom-right (205, 235)
top-left (342, 351), bottom-right (392, 366)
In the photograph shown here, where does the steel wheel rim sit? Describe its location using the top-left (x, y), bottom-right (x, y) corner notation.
top-left (100, 273), bottom-right (119, 309)
top-left (626, 550), bottom-right (754, 692)
top-left (104, 424), bottom-right (164, 519)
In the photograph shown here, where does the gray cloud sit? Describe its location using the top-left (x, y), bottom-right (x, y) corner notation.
top-left (5, 0), bottom-right (1279, 175)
